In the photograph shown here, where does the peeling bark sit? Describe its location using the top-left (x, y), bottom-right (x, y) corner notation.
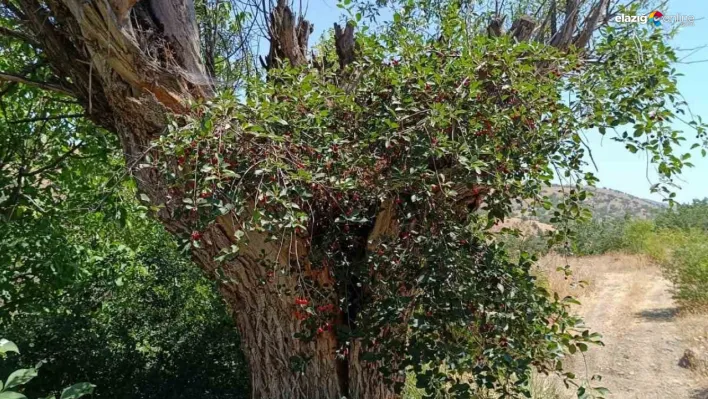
top-left (334, 22), bottom-right (356, 69)
top-left (264, 0), bottom-right (312, 69)
top-left (5, 0), bottom-right (613, 396)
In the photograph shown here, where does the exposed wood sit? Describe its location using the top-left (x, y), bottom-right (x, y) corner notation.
top-left (334, 22), bottom-right (356, 69)
top-left (265, 0), bottom-right (312, 68)
top-left (574, 0), bottom-right (610, 49)
top-left (109, 0), bottom-right (140, 23)
top-left (510, 15), bottom-right (536, 41)
top-left (550, 0), bottom-right (579, 49)
top-left (148, 0), bottom-right (211, 91)
top-left (487, 15), bottom-right (505, 37)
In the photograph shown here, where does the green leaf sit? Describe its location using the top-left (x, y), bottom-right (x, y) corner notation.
top-left (0, 340), bottom-right (19, 355)
top-left (5, 368), bottom-right (38, 390)
top-left (60, 382), bottom-right (96, 399)
top-left (0, 392), bottom-right (28, 399)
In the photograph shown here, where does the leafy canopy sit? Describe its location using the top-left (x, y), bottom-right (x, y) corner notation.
top-left (138, 1), bottom-right (706, 396)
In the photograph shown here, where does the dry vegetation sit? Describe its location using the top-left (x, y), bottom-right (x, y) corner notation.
top-left (532, 253), bottom-right (708, 398)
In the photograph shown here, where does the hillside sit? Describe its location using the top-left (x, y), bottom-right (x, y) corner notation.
top-left (516, 185), bottom-right (666, 222)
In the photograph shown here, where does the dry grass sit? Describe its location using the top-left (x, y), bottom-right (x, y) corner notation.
top-left (533, 252), bottom-right (649, 300)
top-left (536, 252), bottom-right (708, 384)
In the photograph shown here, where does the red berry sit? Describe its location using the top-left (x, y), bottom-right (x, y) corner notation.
top-left (191, 231), bottom-right (202, 241)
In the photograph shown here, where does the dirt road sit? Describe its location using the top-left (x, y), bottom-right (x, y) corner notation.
top-left (539, 254), bottom-right (708, 399)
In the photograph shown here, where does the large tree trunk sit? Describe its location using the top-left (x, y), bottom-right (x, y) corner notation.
top-left (4, 0), bottom-right (395, 397)
top-left (3, 0), bottom-right (608, 396)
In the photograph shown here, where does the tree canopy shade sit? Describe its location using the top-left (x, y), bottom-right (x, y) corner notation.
top-left (1, 0), bottom-right (706, 398)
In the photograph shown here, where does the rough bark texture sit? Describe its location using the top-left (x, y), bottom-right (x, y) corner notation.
top-left (1, 0), bottom-right (394, 397)
top-left (263, 0), bottom-right (312, 69)
top-left (1, 0), bottom-right (613, 396)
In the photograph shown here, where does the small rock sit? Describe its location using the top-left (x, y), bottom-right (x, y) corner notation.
top-left (679, 348), bottom-right (708, 376)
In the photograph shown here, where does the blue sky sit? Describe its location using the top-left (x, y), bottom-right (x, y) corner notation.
top-left (275, 0), bottom-right (707, 203)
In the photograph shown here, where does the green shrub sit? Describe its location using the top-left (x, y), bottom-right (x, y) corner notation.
top-left (1, 338), bottom-right (94, 399)
top-left (501, 233), bottom-right (550, 260)
top-left (663, 231), bottom-right (708, 309)
top-left (621, 219), bottom-right (655, 255)
top-left (656, 199), bottom-right (708, 232)
top-left (569, 218), bottom-right (631, 256)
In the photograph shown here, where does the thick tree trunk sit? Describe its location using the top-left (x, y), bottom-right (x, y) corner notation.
top-left (5, 0), bottom-right (396, 397)
top-left (3, 0), bottom-right (617, 395)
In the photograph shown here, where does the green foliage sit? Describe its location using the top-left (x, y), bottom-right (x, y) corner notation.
top-left (624, 223), bottom-right (708, 309)
top-left (655, 198), bottom-right (708, 232)
top-left (565, 217), bottom-right (632, 256)
top-left (1, 208), bottom-right (249, 399)
top-left (0, 338), bottom-right (94, 399)
top-left (139, 1), bottom-right (705, 396)
top-left (664, 234), bottom-right (708, 308)
top-left (2, 0), bottom-right (707, 397)
top-left (563, 200), bottom-right (708, 309)
top-left (0, 86), bottom-right (248, 397)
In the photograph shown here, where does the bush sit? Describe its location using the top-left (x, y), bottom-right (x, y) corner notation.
top-left (656, 199), bottom-right (708, 232)
top-left (663, 232), bottom-right (708, 309)
top-left (569, 217), bottom-right (631, 256)
top-left (563, 203), bottom-right (708, 309)
top-left (0, 240), bottom-right (250, 399)
top-left (0, 211), bottom-right (250, 399)
top-left (1, 338), bottom-right (94, 399)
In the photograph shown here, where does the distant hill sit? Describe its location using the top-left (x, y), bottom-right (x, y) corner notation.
top-left (514, 185), bottom-right (666, 223)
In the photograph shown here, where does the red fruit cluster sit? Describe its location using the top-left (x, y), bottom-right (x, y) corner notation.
top-left (191, 231), bottom-right (202, 241)
top-left (295, 298), bottom-right (309, 306)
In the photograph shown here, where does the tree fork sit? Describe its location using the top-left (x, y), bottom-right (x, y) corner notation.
top-left (2, 0), bottom-right (618, 396)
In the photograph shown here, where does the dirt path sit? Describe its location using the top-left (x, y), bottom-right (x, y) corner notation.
top-left (539, 254), bottom-right (708, 399)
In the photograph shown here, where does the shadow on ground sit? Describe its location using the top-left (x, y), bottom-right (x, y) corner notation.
top-left (636, 307), bottom-right (679, 321)
top-left (691, 387), bottom-right (708, 399)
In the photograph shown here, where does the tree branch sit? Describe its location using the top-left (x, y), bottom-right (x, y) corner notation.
top-left (7, 113), bottom-right (85, 124)
top-left (25, 143), bottom-right (84, 177)
top-left (0, 26), bottom-right (40, 47)
top-left (265, 0), bottom-right (312, 68)
top-left (0, 71), bottom-right (74, 96)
